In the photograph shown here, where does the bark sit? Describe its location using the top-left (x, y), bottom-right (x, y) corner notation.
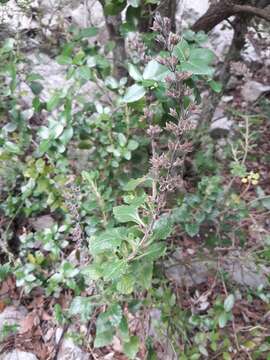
top-left (192, 0), bottom-right (270, 33)
top-left (98, 0), bottom-right (127, 79)
top-left (195, 8), bottom-right (251, 128)
top-left (192, 0), bottom-right (236, 33)
top-left (158, 0), bottom-right (177, 31)
top-left (138, 0), bottom-right (177, 33)
top-left (200, 15), bottom-right (249, 125)
top-left (104, 13), bottom-right (127, 79)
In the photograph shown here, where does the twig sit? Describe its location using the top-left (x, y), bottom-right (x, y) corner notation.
top-left (233, 4), bottom-right (270, 22)
top-left (53, 323), bottom-right (69, 360)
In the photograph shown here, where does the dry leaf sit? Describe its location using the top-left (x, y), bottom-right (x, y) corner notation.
top-left (19, 312), bottom-right (40, 334)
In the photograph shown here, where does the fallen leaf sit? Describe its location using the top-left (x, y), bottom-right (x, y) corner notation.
top-left (19, 312), bottom-right (40, 334)
top-left (0, 300), bottom-right (6, 312)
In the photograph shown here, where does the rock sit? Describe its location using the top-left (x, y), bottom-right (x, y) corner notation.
top-left (165, 250), bottom-right (270, 289)
top-left (29, 215), bottom-right (54, 231)
top-left (221, 95), bottom-right (234, 103)
top-left (227, 76), bottom-right (239, 91)
top-left (210, 107), bottom-right (233, 138)
top-left (0, 306), bottom-right (27, 334)
top-left (224, 256), bottom-right (270, 288)
top-left (241, 80), bottom-right (270, 102)
top-left (0, 351), bottom-right (38, 360)
top-left (165, 263), bottom-right (209, 286)
top-left (211, 117), bottom-right (233, 138)
top-left (165, 260), bottom-right (210, 287)
top-left (55, 328), bottom-right (89, 360)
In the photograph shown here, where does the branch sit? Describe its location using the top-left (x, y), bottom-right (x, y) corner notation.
top-left (192, 0), bottom-right (270, 33)
top-left (233, 4), bottom-right (270, 22)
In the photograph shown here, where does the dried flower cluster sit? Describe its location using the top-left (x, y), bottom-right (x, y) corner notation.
top-left (147, 14), bottom-right (198, 195)
top-left (152, 12), bottom-right (180, 51)
top-left (127, 34), bottom-right (149, 64)
top-left (63, 178), bottom-right (83, 244)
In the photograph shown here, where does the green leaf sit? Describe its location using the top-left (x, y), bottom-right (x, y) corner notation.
top-left (123, 84), bottom-right (146, 103)
top-left (123, 176), bottom-right (152, 191)
top-left (119, 317), bottom-right (130, 342)
top-left (94, 330), bottom-right (114, 348)
top-left (218, 312), bottom-right (228, 328)
top-left (230, 162), bottom-right (247, 177)
top-left (195, 32), bottom-right (208, 44)
top-left (38, 126), bottom-right (50, 139)
top-left (113, 205), bottom-right (145, 226)
top-left (127, 0), bottom-right (140, 7)
top-left (30, 81), bottom-right (43, 96)
top-left (153, 215), bottom-right (172, 240)
top-left (79, 27), bottom-right (98, 38)
top-left (136, 262), bottom-right (153, 289)
top-left (189, 48), bottom-right (215, 64)
top-left (123, 336), bottom-right (140, 359)
top-left (181, 60), bottom-right (214, 76)
top-left (105, 76), bottom-right (118, 89)
top-left (102, 259), bottom-right (128, 281)
top-left (139, 242), bottom-right (166, 261)
top-left (223, 352), bottom-right (232, 360)
top-left (82, 264), bottom-right (102, 280)
top-left (69, 296), bottom-right (94, 322)
top-left (173, 39), bottom-right (190, 62)
top-left (118, 133), bottom-right (127, 147)
top-left (224, 294), bottom-right (235, 312)
top-left (143, 60), bottom-right (170, 81)
top-left (180, 47), bottom-right (215, 76)
top-left (127, 139), bottom-right (139, 151)
top-left (209, 80), bottom-right (222, 93)
top-left (117, 275), bottom-right (134, 294)
top-left (27, 73), bottom-right (44, 82)
top-left (5, 141), bottom-right (20, 154)
top-left (199, 345), bottom-right (208, 357)
top-left (1, 38), bottom-right (15, 53)
top-left (128, 63), bottom-right (143, 81)
top-left (89, 228), bottom-right (126, 255)
top-left (106, 304), bottom-right (122, 326)
top-left (262, 198), bottom-right (270, 210)
top-left (185, 223), bottom-right (199, 237)
top-left (104, 0), bottom-right (126, 15)
top-left (50, 122), bottom-right (64, 139)
top-left (47, 93), bottom-right (61, 111)
top-left (56, 55), bottom-right (73, 65)
top-left (77, 66), bottom-right (91, 80)
top-left (94, 312), bottom-right (115, 348)
top-left (59, 127), bottom-right (74, 144)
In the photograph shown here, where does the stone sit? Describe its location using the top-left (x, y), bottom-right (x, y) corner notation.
top-left (210, 107), bottom-right (233, 138)
top-left (165, 260), bottom-right (210, 287)
top-left (0, 306), bottom-right (27, 334)
top-left (241, 80), bottom-right (270, 103)
top-left (210, 117), bottom-right (233, 138)
top-left (55, 328), bottom-right (89, 360)
top-left (224, 256), bottom-right (270, 289)
top-left (29, 215), bottom-right (54, 231)
top-left (0, 351), bottom-right (37, 360)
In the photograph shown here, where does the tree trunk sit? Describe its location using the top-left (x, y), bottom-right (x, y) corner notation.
top-left (104, 13), bottom-right (127, 79)
top-left (200, 15), bottom-right (249, 125)
top-left (138, 0), bottom-right (177, 33)
top-left (98, 0), bottom-right (127, 79)
top-left (158, 0), bottom-right (177, 31)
